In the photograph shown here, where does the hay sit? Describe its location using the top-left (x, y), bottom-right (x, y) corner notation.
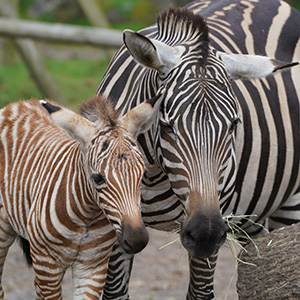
top-left (237, 222), bottom-right (300, 300)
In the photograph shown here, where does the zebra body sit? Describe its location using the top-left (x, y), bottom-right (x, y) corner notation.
top-left (97, 0), bottom-right (300, 299)
top-left (0, 95), bottom-right (163, 299)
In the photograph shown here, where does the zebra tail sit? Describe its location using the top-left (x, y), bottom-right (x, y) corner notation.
top-left (18, 236), bottom-right (32, 267)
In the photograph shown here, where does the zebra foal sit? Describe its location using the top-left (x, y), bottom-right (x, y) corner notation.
top-left (0, 93), bottom-right (162, 299)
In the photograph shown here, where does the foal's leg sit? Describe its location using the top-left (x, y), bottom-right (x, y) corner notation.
top-left (31, 254), bottom-right (64, 300)
top-left (0, 205), bottom-right (16, 299)
top-left (72, 257), bottom-right (110, 300)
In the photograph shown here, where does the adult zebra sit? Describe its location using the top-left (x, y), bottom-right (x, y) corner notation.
top-left (97, 0), bottom-right (300, 299)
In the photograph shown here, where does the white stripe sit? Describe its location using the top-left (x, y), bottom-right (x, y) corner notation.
top-left (265, 1), bottom-right (291, 58)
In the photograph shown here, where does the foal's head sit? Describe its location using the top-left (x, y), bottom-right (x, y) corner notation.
top-left (41, 92), bottom-right (163, 254)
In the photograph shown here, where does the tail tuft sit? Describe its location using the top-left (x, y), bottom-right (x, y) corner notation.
top-left (18, 236), bottom-right (32, 267)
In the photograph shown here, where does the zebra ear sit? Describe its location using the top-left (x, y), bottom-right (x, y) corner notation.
top-left (218, 52), bottom-right (299, 80)
top-left (123, 29), bottom-right (184, 75)
top-left (120, 88), bottom-right (165, 137)
top-left (40, 100), bottom-right (95, 149)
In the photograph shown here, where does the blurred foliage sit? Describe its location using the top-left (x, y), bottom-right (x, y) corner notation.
top-left (0, 58), bottom-right (110, 109)
top-left (289, 0), bottom-right (300, 9)
top-left (19, 0), bottom-right (86, 24)
top-left (294, 1), bottom-right (300, 10)
top-left (18, 0), bottom-right (164, 30)
top-left (19, 0), bottom-right (35, 13)
top-left (101, 0), bottom-right (161, 30)
top-left (18, 0), bottom-right (300, 30)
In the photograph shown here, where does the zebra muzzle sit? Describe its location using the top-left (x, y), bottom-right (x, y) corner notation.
top-left (180, 212), bottom-right (227, 258)
top-left (119, 220), bottom-right (149, 254)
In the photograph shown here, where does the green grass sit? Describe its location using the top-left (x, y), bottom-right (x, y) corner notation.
top-left (0, 57), bottom-right (111, 111)
top-left (0, 61), bottom-right (38, 106)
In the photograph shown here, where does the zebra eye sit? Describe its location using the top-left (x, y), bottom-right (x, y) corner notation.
top-left (159, 119), bottom-right (174, 134)
top-left (101, 141), bottom-right (109, 152)
top-left (229, 118), bottom-right (241, 133)
top-left (91, 173), bottom-right (106, 185)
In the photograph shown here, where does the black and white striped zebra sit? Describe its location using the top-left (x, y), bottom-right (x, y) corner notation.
top-left (96, 0), bottom-right (300, 299)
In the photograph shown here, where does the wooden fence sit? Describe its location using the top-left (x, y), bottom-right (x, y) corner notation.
top-left (0, 0), bottom-right (123, 103)
top-left (0, 18), bottom-right (123, 48)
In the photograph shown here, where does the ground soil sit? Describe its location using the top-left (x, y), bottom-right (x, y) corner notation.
top-left (3, 228), bottom-right (238, 300)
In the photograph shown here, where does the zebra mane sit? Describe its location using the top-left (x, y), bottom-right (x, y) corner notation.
top-left (156, 7), bottom-right (209, 61)
top-left (79, 95), bottom-right (120, 126)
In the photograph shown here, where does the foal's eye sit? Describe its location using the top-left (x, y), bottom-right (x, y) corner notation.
top-left (91, 173), bottom-right (106, 185)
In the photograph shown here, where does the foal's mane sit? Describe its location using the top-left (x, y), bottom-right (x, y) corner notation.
top-left (80, 95), bottom-right (120, 126)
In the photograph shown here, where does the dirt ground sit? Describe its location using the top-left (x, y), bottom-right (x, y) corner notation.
top-left (2, 228), bottom-right (238, 300)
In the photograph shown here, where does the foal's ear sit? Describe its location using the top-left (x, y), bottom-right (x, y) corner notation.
top-left (218, 52), bottom-right (299, 80)
top-left (120, 88), bottom-right (165, 138)
top-left (40, 100), bottom-right (95, 149)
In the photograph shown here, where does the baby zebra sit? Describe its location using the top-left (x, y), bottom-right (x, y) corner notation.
top-left (0, 93), bottom-right (162, 299)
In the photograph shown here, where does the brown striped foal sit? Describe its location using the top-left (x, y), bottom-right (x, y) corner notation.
top-left (0, 92), bottom-right (163, 299)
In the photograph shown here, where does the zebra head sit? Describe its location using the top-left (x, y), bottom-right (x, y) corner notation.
top-left (41, 92), bottom-right (163, 254)
top-left (123, 8), bottom-right (298, 258)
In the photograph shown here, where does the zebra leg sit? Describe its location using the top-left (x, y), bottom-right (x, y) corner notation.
top-left (72, 258), bottom-right (110, 299)
top-left (0, 206), bottom-right (16, 299)
top-left (32, 256), bottom-right (64, 300)
top-left (187, 252), bottom-right (218, 300)
top-left (102, 241), bottom-right (134, 300)
top-left (269, 188), bottom-right (300, 230)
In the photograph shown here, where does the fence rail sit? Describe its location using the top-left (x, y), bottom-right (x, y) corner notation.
top-left (0, 18), bottom-right (123, 48)
top-left (0, 0), bottom-right (124, 104)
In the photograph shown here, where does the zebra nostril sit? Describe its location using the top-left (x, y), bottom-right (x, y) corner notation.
top-left (122, 239), bottom-right (133, 253)
top-left (184, 230), bottom-right (196, 247)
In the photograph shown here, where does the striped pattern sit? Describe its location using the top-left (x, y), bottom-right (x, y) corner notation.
top-left (0, 98), bottom-right (147, 299)
top-left (199, 0), bottom-right (300, 227)
top-left (97, 0), bottom-right (300, 299)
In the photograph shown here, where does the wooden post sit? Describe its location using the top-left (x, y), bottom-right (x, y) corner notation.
top-left (76, 0), bottom-right (115, 58)
top-left (76, 0), bottom-right (110, 28)
top-left (1, 0), bottom-right (18, 65)
top-left (0, 0), bottom-right (63, 103)
top-left (2, 38), bottom-right (18, 65)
